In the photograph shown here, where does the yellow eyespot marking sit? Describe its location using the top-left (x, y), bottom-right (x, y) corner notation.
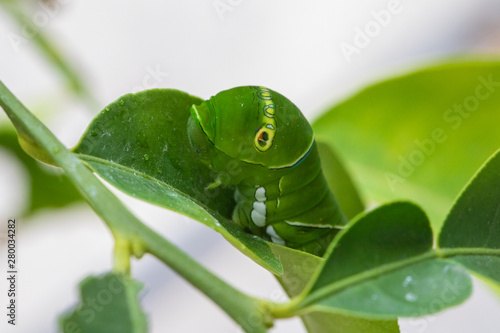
top-left (255, 127), bottom-right (274, 151)
top-left (254, 87), bottom-right (276, 152)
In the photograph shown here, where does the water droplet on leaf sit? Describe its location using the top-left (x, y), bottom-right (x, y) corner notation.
top-left (402, 276), bottom-right (413, 287)
top-left (405, 292), bottom-right (418, 302)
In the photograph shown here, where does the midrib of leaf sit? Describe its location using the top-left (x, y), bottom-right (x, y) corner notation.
top-left (275, 247), bottom-right (500, 317)
top-left (76, 153), bottom-right (204, 209)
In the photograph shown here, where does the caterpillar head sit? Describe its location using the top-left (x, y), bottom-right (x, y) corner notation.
top-left (189, 86), bottom-right (314, 169)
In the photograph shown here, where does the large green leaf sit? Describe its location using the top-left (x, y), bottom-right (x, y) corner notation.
top-left (313, 62), bottom-right (500, 230)
top-left (73, 89), bottom-right (282, 275)
top-left (297, 202), bottom-right (472, 318)
top-left (0, 125), bottom-right (82, 214)
top-left (60, 273), bottom-right (147, 333)
top-left (439, 149), bottom-right (500, 285)
top-left (270, 244), bottom-right (399, 333)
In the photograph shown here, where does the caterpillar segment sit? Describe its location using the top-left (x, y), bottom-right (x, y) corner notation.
top-left (188, 86), bottom-right (347, 256)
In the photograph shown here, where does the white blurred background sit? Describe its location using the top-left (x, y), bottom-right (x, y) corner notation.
top-left (1, 1), bottom-right (500, 332)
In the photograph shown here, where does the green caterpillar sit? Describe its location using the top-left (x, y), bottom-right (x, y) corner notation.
top-left (187, 86), bottom-right (347, 256)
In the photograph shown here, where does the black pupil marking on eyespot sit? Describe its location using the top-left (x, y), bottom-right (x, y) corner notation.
top-left (259, 131), bottom-right (269, 142)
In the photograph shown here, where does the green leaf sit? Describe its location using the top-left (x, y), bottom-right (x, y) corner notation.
top-left (296, 202), bottom-right (472, 318)
top-left (317, 141), bottom-right (364, 219)
top-left (0, 125), bottom-right (82, 215)
top-left (270, 243), bottom-right (322, 297)
top-left (301, 312), bottom-right (399, 333)
top-left (439, 149), bottom-right (500, 249)
top-left (270, 244), bottom-right (399, 333)
top-left (72, 89), bottom-right (282, 275)
top-left (439, 149), bottom-right (500, 285)
top-left (313, 259), bottom-right (471, 318)
top-left (60, 273), bottom-right (147, 333)
top-left (451, 256), bottom-right (500, 284)
top-left (313, 61), bottom-right (500, 230)
top-left (310, 202), bottom-right (433, 292)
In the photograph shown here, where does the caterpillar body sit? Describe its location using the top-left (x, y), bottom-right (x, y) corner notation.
top-left (187, 86), bottom-right (347, 255)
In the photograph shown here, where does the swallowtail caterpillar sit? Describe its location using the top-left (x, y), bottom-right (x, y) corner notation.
top-left (188, 86), bottom-right (347, 256)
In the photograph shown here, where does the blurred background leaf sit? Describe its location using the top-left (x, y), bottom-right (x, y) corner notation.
top-left (317, 141), bottom-right (365, 220)
top-left (0, 124), bottom-right (82, 215)
top-left (0, 0), bottom-right (97, 108)
top-left (313, 62), bottom-right (500, 231)
top-left (60, 273), bottom-right (147, 333)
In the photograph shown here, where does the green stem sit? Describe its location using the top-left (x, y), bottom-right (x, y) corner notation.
top-left (113, 236), bottom-right (132, 275)
top-left (0, 81), bottom-right (270, 333)
top-left (273, 247), bottom-right (500, 318)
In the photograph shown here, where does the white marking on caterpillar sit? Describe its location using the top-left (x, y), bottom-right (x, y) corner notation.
top-left (251, 209), bottom-right (266, 227)
top-left (251, 186), bottom-right (267, 227)
top-left (253, 201), bottom-right (266, 215)
top-left (266, 225), bottom-right (286, 246)
top-left (255, 186), bottom-right (266, 202)
top-left (278, 177), bottom-right (284, 194)
top-left (285, 221), bottom-right (336, 228)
